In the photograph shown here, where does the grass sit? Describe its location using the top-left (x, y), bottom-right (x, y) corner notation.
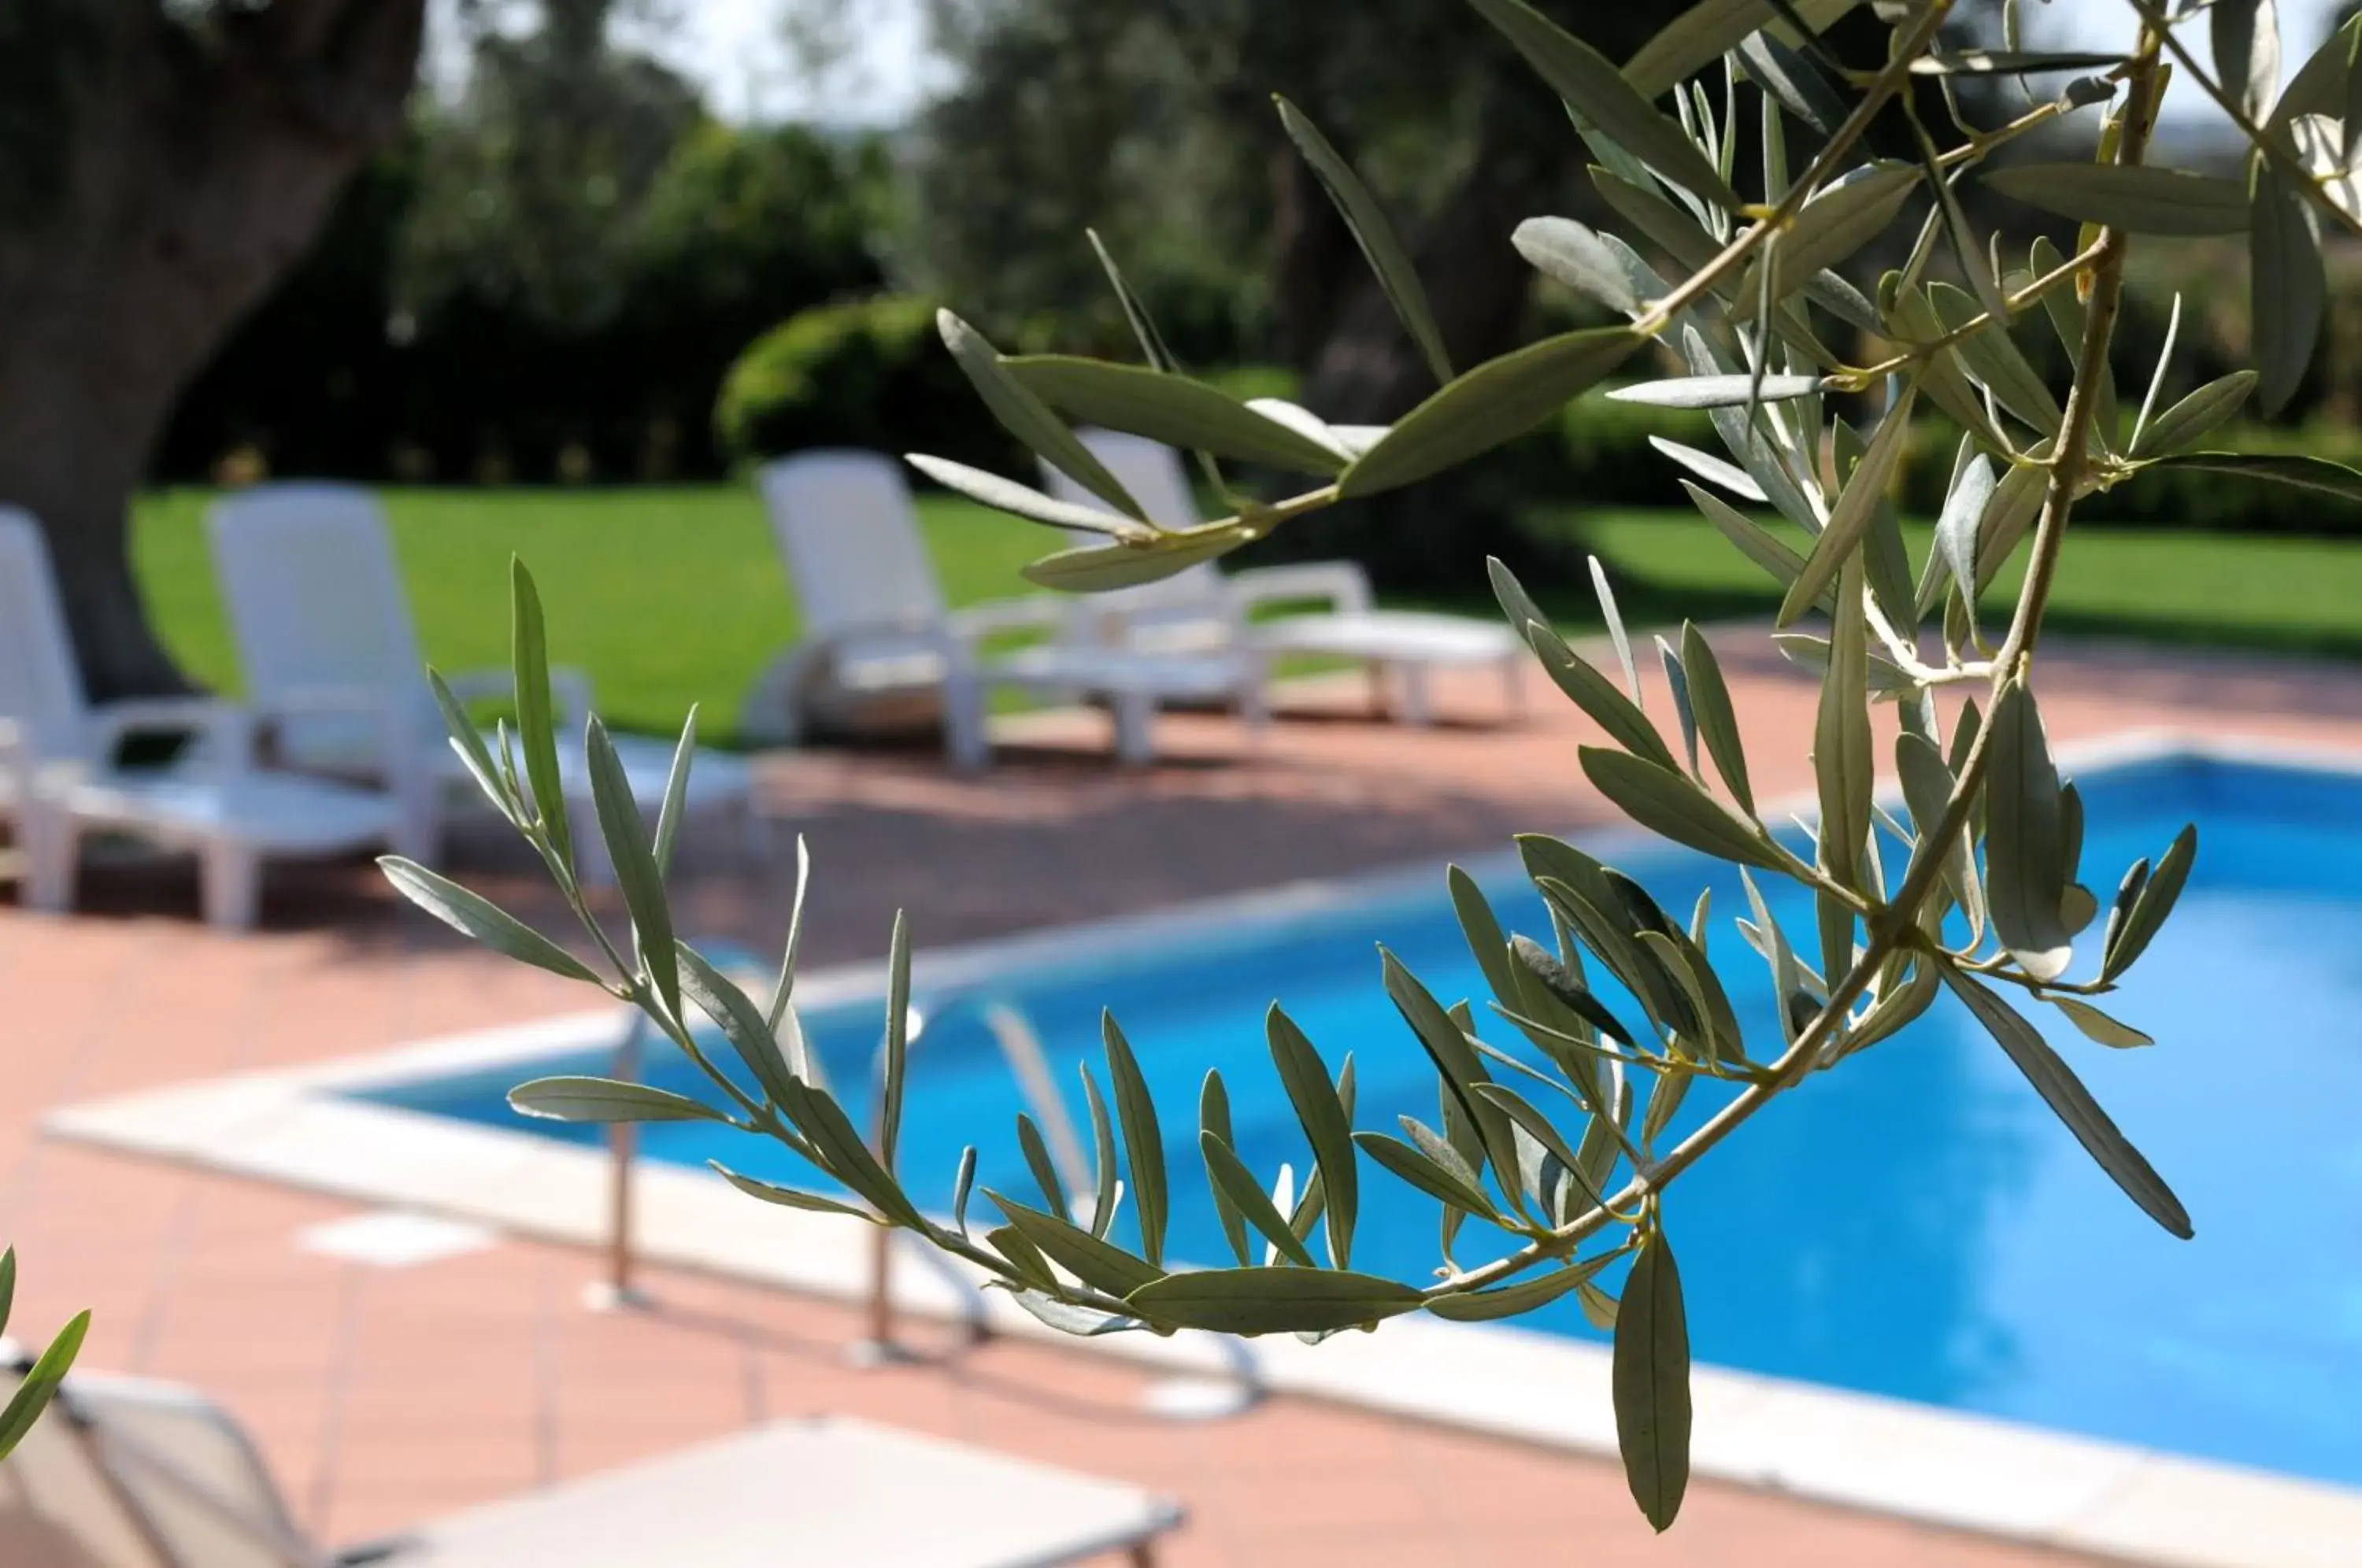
top-left (135, 486), bottom-right (1051, 743)
top-left (133, 486), bottom-right (2362, 745)
top-left (1531, 508), bottom-right (2362, 660)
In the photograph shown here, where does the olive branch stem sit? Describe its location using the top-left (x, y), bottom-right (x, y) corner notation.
top-left (1418, 31), bottom-right (2167, 1307)
top-left (1633, 0), bottom-right (1960, 338)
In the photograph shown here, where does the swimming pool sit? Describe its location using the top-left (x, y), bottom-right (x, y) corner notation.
top-left (361, 752), bottom-right (2362, 1488)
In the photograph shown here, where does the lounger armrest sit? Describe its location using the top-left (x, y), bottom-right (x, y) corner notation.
top-left (442, 667), bottom-right (596, 735)
top-left (1227, 560), bottom-right (1373, 616)
top-left (252, 683), bottom-right (436, 793)
top-left (944, 595), bottom-right (1069, 641)
top-left (87, 698), bottom-right (256, 771)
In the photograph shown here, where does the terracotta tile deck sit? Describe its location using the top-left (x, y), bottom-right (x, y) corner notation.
top-left (7, 631), bottom-right (2360, 1564)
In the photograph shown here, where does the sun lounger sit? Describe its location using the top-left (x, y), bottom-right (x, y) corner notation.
top-left (205, 483), bottom-right (761, 879)
top-left (0, 510), bottom-right (398, 929)
top-left (1042, 430), bottom-right (1527, 725)
top-left (740, 450), bottom-right (1256, 767)
top-left (0, 1352), bottom-right (1183, 1566)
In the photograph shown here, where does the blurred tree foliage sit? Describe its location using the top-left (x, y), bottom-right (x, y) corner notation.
top-left (898, 0), bottom-right (1990, 588)
top-left (161, 0), bottom-right (888, 485)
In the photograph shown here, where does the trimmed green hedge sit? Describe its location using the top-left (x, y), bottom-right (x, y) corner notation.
top-left (714, 294), bottom-right (1017, 473)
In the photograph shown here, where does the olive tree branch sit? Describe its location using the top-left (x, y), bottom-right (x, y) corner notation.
top-left (1425, 25), bottom-right (2166, 1308)
top-left (1838, 239), bottom-right (2106, 387)
top-left (1632, 0), bottom-right (1960, 338)
top-left (2121, 0), bottom-right (2356, 232)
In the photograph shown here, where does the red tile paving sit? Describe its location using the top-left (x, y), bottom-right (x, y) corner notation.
top-left (8, 631), bottom-right (2356, 1563)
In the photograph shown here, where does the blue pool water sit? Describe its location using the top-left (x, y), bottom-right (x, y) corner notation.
top-left (365, 755), bottom-right (2362, 1485)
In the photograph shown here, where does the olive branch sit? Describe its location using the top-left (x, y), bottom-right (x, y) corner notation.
top-left (386, 0), bottom-right (2362, 1531)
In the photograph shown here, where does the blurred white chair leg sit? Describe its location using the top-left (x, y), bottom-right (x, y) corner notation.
top-left (1502, 653), bottom-right (1528, 719)
top-left (942, 668), bottom-right (990, 774)
top-left (20, 808), bottom-right (73, 914)
top-left (1397, 663), bottom-right (1435, 728)
top-left (1112, 693), bottom-right (1156, 767)
top-left (198, 841), bottom-right (261, 930)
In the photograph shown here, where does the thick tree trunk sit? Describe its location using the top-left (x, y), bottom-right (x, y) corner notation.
top-left (0, 0), bottom-right (424, 700)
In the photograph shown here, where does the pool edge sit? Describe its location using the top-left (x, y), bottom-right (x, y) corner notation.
top-left (43, 727), bottom-right (2362, 1568)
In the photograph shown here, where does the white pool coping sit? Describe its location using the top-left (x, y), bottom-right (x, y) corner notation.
top-left (46, 728), bottom-right (2362, 1568)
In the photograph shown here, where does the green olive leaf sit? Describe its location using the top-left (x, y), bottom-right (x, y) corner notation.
top-left (1613, 1233), bottom-right (1692, 1533)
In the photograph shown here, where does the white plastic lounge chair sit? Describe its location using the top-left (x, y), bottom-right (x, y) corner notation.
top-left (0, 509), bottom-right (398, 930)
top-left (0, 1352), bottom-right (1184, 1567)
top-left (1043, 431), bottom-right (1527, 726)
top-left (205, 484), bottom-right (761, 877)
top-left (739, 450), bottom-right (1257, 767)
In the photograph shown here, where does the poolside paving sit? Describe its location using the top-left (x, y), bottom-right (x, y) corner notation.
top-left (7, 631), bottom-right (2356, 1564)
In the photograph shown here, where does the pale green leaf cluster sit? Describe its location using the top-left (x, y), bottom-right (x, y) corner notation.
top-left (390, 0), bottom-right (2362, 1533)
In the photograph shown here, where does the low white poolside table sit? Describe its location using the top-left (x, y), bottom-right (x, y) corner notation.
top-left (382, 1415), bottom-right (1183, 1567)
top-left (1250, 610), bottom-right (1525, 726)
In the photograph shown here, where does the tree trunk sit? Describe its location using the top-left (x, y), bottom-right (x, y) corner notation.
top-left (1261, 9), bottom-right (1670, 596)
top-left (0, 0), bottom-right (424, 701)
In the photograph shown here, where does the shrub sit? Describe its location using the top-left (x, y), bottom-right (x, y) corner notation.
top-left (713, 295), bottom-right (1016, 474)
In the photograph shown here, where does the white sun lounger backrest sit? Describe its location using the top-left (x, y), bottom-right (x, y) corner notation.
top-left (207, 484), bottom-right (428, 765)
top-left (0, 1359), bottom-right (319, 1568)
top-left (0, 510), bottom-right (94, 769)
top-left (1038, 431), bottom-right (1231, 619)
top-left (758, 453), bottom-right (951, 645)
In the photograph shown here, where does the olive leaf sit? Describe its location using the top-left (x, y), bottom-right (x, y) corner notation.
top-left (1579, 748), bottom-right (1790, 871)
top-left (380, 857), bottom-right (600, 982)
top-left (938, 312), bottom-right (1144, 520)
top-left (1736, 165), bottom-right (1920, 316)
top-left (509, 1076), bottom-right (729, 1124)
top-left (1813, 554), bottom-right (1873, 893)
top-left (1341, 327), bottom-right (1641, 497)
top-left (1679, 623), bottom-right (1754, 815)
top-left (2050, 996), bottom-right (2156, 1049)
top-left (2104, 825), bottom-right (2199, 980)
top-left (990, 1193), bottom-right (1166, 1298)
top-left (2128, 372), bottom-right (2257, 460)
top-left (2250, 161), bottom-right (2327, 416)
top-left (1125, 1268), bottom-right (1427, 1336)
top-left (1425, 1249), bottom-right (1624, 1322)
top-left (1983, 164), bottom-right (2250, 235)
top-left (1780, 382), bottom-right (1918, 627)
top-left (1021, 530), bottom-right (1251, 593)
top-left (904, 455), bottom-right (1155, 539)
top-left (1469, 0), bottom-right (1741, 212)
top-left (1490, 558), bottom-right (1679, 768)
top-left (508, 560), bottom-right (573, 870)
top-left (1609, 375), bottom-right (1824, 409)
top-left (1275, 97), bottom-right (1453, 386)
top-left (1941, 966), bottom-right (2192, 1239)
top-left (1101, 1013), bottom-right (1170, 1267)
top-left (1983, 682), bottom-right (2074, 983)
top-left (1515, 216), bottom-right (1646, 316)
top-left (1003, 357), bottom-right (1351, 475)
top-left (1613, 1233), bottom-right (1692, 1533)
top-left (1268, 1006), bottom-right (1359, 1267)
top-left (2212, 0), bottom-right (2283, 124)
top-left (713, 1164), bottom-right (880, 1222)
top-left (1624, 0), bottom-right (1855, 98)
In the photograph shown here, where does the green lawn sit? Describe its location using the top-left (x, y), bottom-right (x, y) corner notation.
top-left (133, 486), bottom-right (2362, 745)
top-left (135, 486), bottom-right (1051, 743)
top-left (1530, 508), bottom-right (2362, 660)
